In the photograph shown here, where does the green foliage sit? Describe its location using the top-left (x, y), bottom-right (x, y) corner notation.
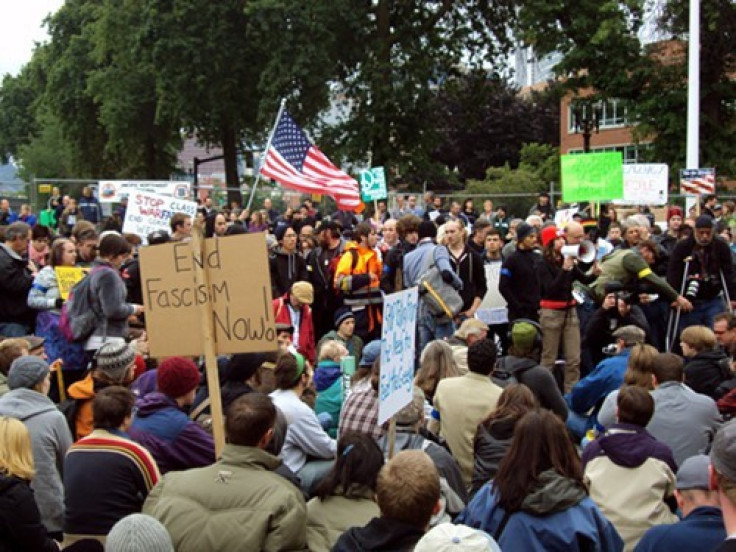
top-left (16, 113), bottom-right (75, 180)
top-left (462, 142), bottom-right (559, 218)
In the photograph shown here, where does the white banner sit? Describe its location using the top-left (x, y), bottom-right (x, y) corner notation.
top-left (99, 180), bottom-right (191, 203)
top-left (614, 164), bottom-right (669, 205)
top-left (554, 208), bottom-right (578, 228)
top-left (378, 287), bottom-right (418, 425)
top-left (122, 191), bottom-right (197, 239)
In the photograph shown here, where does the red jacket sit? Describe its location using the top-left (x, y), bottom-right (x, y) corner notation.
top-left (273, 294), bottom-right (315, 364)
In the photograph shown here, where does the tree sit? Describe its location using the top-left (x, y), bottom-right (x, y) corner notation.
top-left (429, 73), bottom-right (561, 182)
top-left (516, 0), bottom-right (735, 176)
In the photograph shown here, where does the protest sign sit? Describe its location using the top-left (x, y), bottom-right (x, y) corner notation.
top-left (139, 233), bottom-right (278, 357)
top-left (122, 191), bottom-right (197, 240)
top-left (561, 152), bottom-right (624, 203)
top-left (476, 262), bottom-right (508, 326)
top-left (360, 167), bottom-right (388, 202)
top-left (680, 168), bottom-right (716, 196)
top-left (554, 208), bottom-right (578, 228)
top-left (378, 287), bottom-right (418, 425)
top-left (55, 267), bottom-right (86, 300)
top-left (99, 180), bottom-right (191, 203)
top-left (613, 164), bottom-right (668, 205)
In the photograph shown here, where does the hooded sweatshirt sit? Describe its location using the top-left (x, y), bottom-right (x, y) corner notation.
top-left (0, 388), bottom-right (73, 533)
top-left (331, 516), bottom-right (425, 552)
top-left (269, 246), bottom-right (308, 298)
top-left (457, 469), bottom-right (623, 551)
top-left (582, 423), bottom-right (678, 550)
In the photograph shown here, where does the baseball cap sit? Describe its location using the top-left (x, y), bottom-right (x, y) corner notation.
top-left (711, 420), bottom-right (736, 482)
top-left (612, 325), bottom-right (646, 346)
top-left (676, 454), bottom-right (711, 490)
top-left (414, 523), bottom-right (501, 552)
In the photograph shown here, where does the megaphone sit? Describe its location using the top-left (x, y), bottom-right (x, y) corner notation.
top-left (561, 240), bottom-right (596, 263)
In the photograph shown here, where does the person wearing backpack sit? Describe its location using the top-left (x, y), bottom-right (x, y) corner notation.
top-left (492, 320), bottom-right (568, 421)
top-left (403, 221), bottom-right (463, 359)
top-left (83, 233), bottom-right (143, 353)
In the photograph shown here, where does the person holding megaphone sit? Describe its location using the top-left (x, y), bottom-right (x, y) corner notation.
top-left (538, 223), bottom-right (598, 392)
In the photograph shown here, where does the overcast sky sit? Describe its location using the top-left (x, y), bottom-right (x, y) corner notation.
top-left (1, 1), bottom-right (65, 77)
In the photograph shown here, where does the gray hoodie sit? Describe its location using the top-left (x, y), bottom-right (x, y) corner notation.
top-left (0, 388), bottom-right (72, 533)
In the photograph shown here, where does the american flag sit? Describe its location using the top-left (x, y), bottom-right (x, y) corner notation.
top-left (260, 112), bottom-right (360, 210)
top-left (680, 168), bottom-right (716, 195)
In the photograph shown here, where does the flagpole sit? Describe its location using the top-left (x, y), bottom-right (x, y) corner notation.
top-left (246, 97), bottom-right (287, 212)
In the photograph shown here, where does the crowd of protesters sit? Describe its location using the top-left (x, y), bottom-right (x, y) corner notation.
top-left (2, 186), bottom-right (736, 551)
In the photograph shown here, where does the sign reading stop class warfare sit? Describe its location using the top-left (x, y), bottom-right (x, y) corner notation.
top-left (139, 233), bottom-right (278, 357)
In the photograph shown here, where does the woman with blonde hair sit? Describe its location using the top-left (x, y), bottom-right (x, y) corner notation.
top-left (0, 416), bottom-right (61, 550)
top-left (414, 340), bottom-right (460, 403)
top-left (595, 343), bottom-right (658, 430)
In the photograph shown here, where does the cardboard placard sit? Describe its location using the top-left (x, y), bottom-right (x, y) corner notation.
top-left (122, 191), bottom-right (197, 240)
top-left (139, 233), bottom-right (278, 357)
top-left (378, 287), bottom-right (418, 425)
top-left (476, 261), bottom-right (508, 325)
top-left (561, 152), bottom-right (624, 203)
top-left (55, 267), bottom-right (87, 300)
top-left (99, 180), bottom-right (191, 203)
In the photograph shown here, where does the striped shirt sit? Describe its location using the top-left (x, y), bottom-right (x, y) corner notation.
top-left (64, 429), bottom-right (160, 536)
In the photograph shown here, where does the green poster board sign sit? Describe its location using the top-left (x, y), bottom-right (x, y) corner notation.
top-left (561, 152), bottom-right (624, 203)
top-left (360, 167), bottom-right (387, 202)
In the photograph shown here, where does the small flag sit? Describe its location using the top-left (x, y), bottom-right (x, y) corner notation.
top-left (680, 168), bottom-right (715, 195)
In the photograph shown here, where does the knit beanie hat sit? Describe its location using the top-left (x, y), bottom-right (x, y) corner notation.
top-left (106, 514), bottom-right (174, 552)
top-left (511, 322), bottom-right (539, 352)
top-left (7, 356), bottom-right (49, 390)
top-left (695, 215), bottom-right (715, 229)
top-left (95, 342), bottom-right (136, 383)
top-left (540, 225), bottom-right (561, 247)
top-left (515, 222), bottom-right (536, 243)
top-left (225, 353), bottom-right (266, 383)
top-left (157, 357), bottom-right (201, 398)
top-left (334, 306), bottom-right (355, 329)
top-left (666, 206), bottom-right (683, 221)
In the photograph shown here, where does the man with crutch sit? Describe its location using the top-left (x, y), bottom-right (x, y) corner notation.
top-left (667, 215), bottom-right (736, 350)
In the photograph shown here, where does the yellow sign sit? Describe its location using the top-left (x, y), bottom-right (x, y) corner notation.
top-left (55, 267), bottom-right (86, 300)
top-left (38, 184), bottom-right (52, 193)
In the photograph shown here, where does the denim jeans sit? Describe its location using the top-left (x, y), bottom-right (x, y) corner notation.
top-left (416, 301), bottom-right (454, 368)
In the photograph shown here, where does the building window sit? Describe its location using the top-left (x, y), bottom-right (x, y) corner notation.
top-left (568, 99), bottom-right (628, 133)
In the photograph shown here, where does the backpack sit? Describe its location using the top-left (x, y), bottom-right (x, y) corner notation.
top-left (58, 397), bottom-right (80, 440)
top-left (417, 246), bottom-right (463, 319)
top-left (58, 266), bottom-right (109, 343)
top-left (491, 356), bottom-right (537, 388)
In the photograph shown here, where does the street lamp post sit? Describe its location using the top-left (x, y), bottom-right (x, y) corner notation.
top-left (572, 100), bottom-right (603, 153)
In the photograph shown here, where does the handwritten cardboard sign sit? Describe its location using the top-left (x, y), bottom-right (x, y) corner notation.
top-left (378, 287), bottom-right (418, 425)
top-left (55, 267), bottom-right (87, 300)
top-left (561, 152), bottom-right (624, 203)
top-left (138, 233), bottom-right (278, 357)
top-left (122, 191), bottom-right (197, 240)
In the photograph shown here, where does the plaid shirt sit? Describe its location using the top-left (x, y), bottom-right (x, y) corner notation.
top-left (339, 388), bottom-right (385, 440)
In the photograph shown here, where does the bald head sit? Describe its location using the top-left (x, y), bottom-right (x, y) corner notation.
top-left (565, 222), bottom-right (585, 245)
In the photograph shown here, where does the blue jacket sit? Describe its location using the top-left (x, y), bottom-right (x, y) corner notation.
top-left (634, 506), bottom-right (725, 552)
top-left (457, 476), bottom-right (623, 552)
top-left (78, 195), bottom-right (102, 223)
top-left (569, 349), bottom-right (631, 414)
top-left (129, 392), bottom-right (215, 474)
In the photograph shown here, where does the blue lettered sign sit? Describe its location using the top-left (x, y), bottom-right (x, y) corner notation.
top-left (378, 287), bottom-right (418, 425)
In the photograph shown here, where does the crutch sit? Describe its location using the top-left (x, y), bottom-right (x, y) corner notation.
top-left (720, 269), bottom-right (734, 314)
top-left (665, 256), bottom-right (691, 352)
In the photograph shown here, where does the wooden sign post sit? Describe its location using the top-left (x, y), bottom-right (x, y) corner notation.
top-left (139, 231), bottom-right (278, 456)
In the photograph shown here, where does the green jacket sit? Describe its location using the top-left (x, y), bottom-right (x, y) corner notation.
top-left (143, 444), bottom-right (307, 552)
top-left (306, 487), bottom-right (379, 552)
top-left (317, 331), bottom-right (364, 362)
